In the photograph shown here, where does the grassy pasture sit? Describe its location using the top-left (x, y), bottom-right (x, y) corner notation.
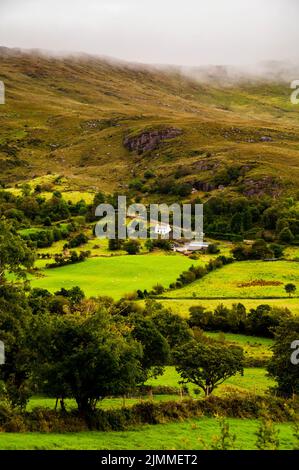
top-left (9, 189), bottom-right (94, 205)
top-left (31, 254), bottom-right (202, 298)
top-left (0, 418), bottom-right (296, 450)
top-left (285, 246), bottom-right (299, 261)
top-left (36, 238), bottom-right (118, 258)
top-left (31, 255), bottom-right (299, 301)
top-left (167, 261), bottom-right (299, 299)
top-left (41, 191), bottom-right (94, 204)
top-left (6, 175), bottom-right (95, 204)
top-left (26, 394), bottom-right (179, 412)
top-left (206, 332), bottom-right (273, 362)
top-left (147, 366), bottom-right (274, 396)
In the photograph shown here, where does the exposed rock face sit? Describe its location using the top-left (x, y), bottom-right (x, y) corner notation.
top-left (193, 180), bottom-right (216, 192)
top-left (243, 176), bottom-right (282, 197)
top-left (124, 128), bottom-right (182, 154)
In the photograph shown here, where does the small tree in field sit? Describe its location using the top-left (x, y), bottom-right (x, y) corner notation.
top-left (255, 414), bottom-right (280, 450)
top-left (211, 418), bottom-right (236, 450)
top-left (174, 340), bottom-right (244, 397)
top-left (285, 283), bottom-right (296, 297)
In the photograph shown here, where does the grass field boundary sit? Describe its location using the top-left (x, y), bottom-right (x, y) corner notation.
top-left (1, 395), bottom-right (298, 434)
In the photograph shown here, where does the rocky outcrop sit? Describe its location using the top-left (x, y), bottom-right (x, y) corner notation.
top-left (242, 176), bottom-right (282, 197)
top-left (193, 180), bottom-right (216, 192)
top-left (124, 128), bottom-right (182, 154)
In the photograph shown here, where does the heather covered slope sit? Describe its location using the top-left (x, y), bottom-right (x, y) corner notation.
top-left (1, 47), bottom-right (299, 198)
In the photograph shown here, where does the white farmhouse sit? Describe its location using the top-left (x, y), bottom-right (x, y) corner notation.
top-left (174, 240), bottom-right (210, 253)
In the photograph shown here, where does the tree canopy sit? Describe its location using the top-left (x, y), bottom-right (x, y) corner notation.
top-left (174, 340), bottom-right (244, 396)
top-left (0, 218), bottom-right (35, 282)
top-left (267, 318), bottom-right (299, 397)
top-left (34, 311), bottom-right (143, 413)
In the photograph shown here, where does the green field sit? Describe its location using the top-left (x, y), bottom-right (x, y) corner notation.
top-left (167, 261), bottom-right (299, 299)
top-left (158, 298), bottom-right (299, 317)
top-left (36, 238), bottom-right (124, 258)
top-left (26, 394), bottom-right (179, 412)
top-left (206, 332), bottom-right (273, 362)
top-left (285, 246), bottom-right (299, 261)
top-left (0, 418), bottom-right (296, 450)
top-left (6, 176), bottom-right (95, 204)
top-left (31, 254), bottom-right (201, 298)
top-left (31, 257), bottom-right (299, 302)
top-left (147, 366), bottom-right (274, 396)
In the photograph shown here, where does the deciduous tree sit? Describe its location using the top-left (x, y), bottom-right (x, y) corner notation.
top-left (174, 340), bottom-right (244, 397)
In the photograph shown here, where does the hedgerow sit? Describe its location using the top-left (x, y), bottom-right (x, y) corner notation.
top-left (0, 395), bottom-right (298, 433)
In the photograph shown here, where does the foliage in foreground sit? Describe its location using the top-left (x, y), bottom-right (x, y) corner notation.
top-left (255, 414), bottom-right (280, 450)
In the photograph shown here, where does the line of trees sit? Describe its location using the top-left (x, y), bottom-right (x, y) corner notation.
top-left (46, 250), bottom-right (91, 268)
top-left (188, 303), bottom-right (292, 338)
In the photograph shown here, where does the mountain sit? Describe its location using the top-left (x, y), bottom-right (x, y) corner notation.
top-left (1, 47), bottom-right (299, 199)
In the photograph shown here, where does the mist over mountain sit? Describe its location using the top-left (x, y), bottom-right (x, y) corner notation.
top-left (1, 46), bottom-right (299, 86)
top-left (179, 61), bottom-right (299, 85)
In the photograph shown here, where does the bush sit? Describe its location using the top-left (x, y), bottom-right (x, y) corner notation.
top-left (151, 284), bottom-right (165, 295)
top-left (145, 239), bottom-right (172, 252)
top-left (279, 228), bottom-right (294, 243)
top-left (207, 244), bottom-right (220, 254)
top-left (123, 240), bottom-right (141, 255)
top-left (3, 415), bottom-right (27, 432)
top-left (129, 178), bottom-right (144, 191)
top-left (66, 232), bottom-right (89, 249)
top-left (144, 170), bottom-right (155, 179)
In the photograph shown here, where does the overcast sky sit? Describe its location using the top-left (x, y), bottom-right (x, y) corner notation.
top-left (0, 0), bottom-right (298, 66)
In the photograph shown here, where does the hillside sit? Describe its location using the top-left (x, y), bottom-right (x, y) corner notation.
top-left (1, 47), bottom-right (299, 199)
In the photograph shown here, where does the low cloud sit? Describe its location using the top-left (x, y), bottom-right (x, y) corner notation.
top-left (0, 0), bottom-right (298, 67)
